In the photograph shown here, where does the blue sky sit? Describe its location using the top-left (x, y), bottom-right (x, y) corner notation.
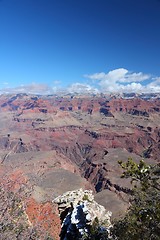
top-left (0, 0), bottom-right (160, 94)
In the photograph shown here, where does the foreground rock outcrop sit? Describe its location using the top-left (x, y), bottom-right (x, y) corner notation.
top-left (54, 189), bottom-right (112, 240)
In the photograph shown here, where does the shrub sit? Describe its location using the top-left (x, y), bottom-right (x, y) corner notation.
top-left (111, 159), bottom-right (160, 240)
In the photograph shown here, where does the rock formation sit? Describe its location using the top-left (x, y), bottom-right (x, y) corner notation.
top-left (54, 188), bottom-right (112, 240)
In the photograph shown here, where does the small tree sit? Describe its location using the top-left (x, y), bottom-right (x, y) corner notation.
top-left (111, 158), bottom-right (160, 240)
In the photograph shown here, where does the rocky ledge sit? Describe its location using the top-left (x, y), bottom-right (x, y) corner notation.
top-left (54, 188), bottom-right (112, 239)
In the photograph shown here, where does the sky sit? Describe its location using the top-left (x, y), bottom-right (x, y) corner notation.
top-left (0, 0), bottom-right (160, 94)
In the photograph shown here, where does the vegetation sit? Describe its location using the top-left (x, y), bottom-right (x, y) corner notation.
top-left (82, 194), bottom-right (91, 202)
top-left (111, 158), bottom-right (160, 240)
top-left (80, 217), bottom-right (109, 240)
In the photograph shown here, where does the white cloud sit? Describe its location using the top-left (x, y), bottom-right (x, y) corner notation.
top-left (0, 82), bottom-right (99, 95)
top-left (1, 69), bottom-right (160, 95)
top-left (103, 68), bottom-right (128, 82)
top-left (67, 83), bottom-right (99, 94)
top-left (85, 68), bottom-right (159, 93)
top-left (0, 83), bottom-right (53, 95)
top-left (118, 82), bottom-right (144, 92)
top-left (84, 72), bottom-right (107, 81)
top-left (146, 77), bottom-right (160, 92)
top-left (86, 68), bottom-right (150, 84)
top-left (121, 72), bottom-right (150, 83)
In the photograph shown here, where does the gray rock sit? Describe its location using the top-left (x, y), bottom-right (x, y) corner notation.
top-left (54, 188), bottom-right (112, 239)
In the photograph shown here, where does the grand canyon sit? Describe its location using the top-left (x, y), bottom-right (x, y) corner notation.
top-left (0, 93), bottom-right (160, 239)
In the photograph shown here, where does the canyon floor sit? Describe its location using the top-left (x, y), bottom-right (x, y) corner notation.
top-left (0, 94), bottom-right (160, 239)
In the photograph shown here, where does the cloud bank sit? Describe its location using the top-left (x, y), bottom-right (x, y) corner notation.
top-left (67, 83), bottom-right (99, 94)
top-left (0, 83), bottom-right (52, 95)
top-left (85, 68), bottom-right (160, 93)
top-left (0, 68), bottom-right (160, 95)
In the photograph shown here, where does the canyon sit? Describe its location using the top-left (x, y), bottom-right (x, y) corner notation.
top-left (0, 93), bottom-right (160, 239)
